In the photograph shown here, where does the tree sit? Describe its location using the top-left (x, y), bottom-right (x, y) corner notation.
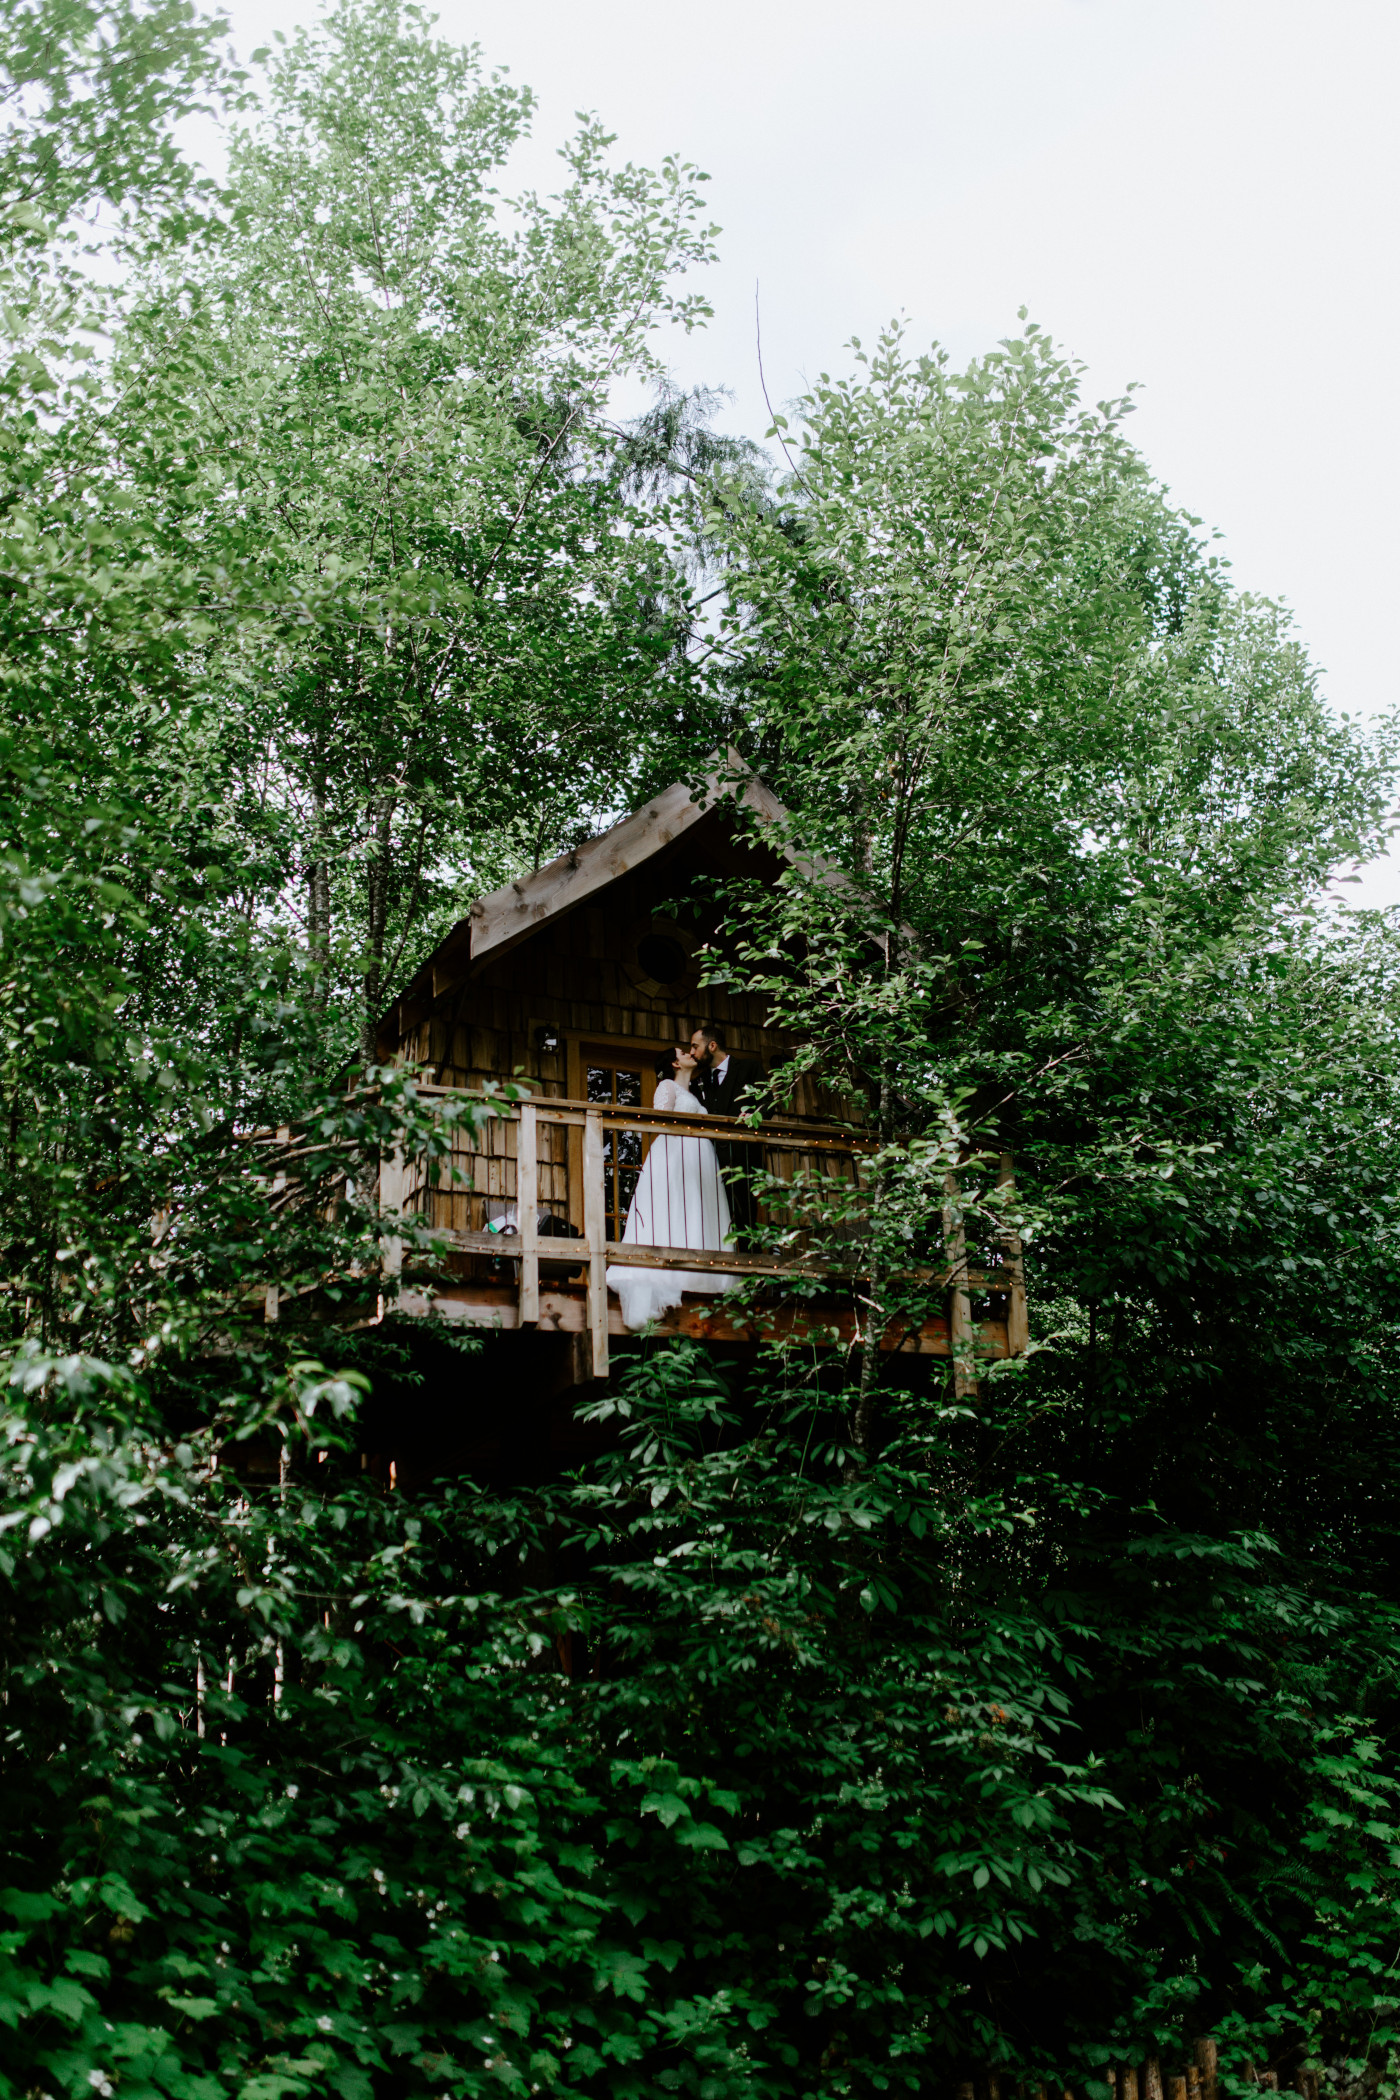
top-left (685, 319), bottom-right (1400, 2071)
top-left (8, 4), bottom-right (1400, 2090)
top-left (1, 0), bottom-right (721, 1363)
top-left (97, 0), bottom-right (719, 1057)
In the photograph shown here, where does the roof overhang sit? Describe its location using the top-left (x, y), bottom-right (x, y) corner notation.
top-left (468, 764), bottom-right (787, 972)
top-left (378, 755), bottom-right (856, 1051)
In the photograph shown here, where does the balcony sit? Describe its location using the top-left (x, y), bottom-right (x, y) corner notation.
top-left (380, 1092), bottom-right (1028, 1378)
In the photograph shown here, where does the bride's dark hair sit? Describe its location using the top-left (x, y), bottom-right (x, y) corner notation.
top-left (654, 1049), bottom-right (678, 1083)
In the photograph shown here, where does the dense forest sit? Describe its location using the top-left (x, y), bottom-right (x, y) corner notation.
top-left (6, 2), bottom-right (1400, 2096)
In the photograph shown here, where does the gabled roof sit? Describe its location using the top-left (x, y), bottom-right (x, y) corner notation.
top-left (468, 761), bottom-right (792, 971)
top-left (385, 756), bottom-right (818, 1029)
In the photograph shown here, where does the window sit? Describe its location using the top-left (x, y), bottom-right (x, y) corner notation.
top-left (635, 931), bottom-right (688, 985)
top-left (622, 915), bottom-right (700, 1000)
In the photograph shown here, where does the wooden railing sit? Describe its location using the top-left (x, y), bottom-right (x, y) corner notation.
top-left (380, 1093), bottom-right (1028, 1377)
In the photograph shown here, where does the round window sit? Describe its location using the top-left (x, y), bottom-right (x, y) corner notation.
top-left (622, 915), bottom-right (700, 999)
top-left (635, 932), bottom-right (688, 985)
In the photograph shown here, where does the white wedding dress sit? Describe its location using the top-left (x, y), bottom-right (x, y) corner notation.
top-left (605, 1079), bottom-right (741, 1331)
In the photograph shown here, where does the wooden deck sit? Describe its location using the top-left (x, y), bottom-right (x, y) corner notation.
top-left (379, 1095), bottom-right (1028, 1377)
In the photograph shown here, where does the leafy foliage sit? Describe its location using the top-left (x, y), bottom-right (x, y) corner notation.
top-left (6, 0), bottom-right (1400, 2094)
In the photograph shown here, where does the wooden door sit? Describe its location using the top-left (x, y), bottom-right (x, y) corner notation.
top-left (581, 1044), bottom-right (654, 1243)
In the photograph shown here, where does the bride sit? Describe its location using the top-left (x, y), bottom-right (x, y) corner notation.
top-left (605, 1047), bottom-right (741, 1332)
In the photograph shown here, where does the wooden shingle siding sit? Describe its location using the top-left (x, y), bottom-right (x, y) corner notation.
top-left (379, 791), bottom-right (857, 1134)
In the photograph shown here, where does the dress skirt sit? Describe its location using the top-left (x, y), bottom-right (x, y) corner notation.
top-left (605, 1129), bottom-right (740, 1331)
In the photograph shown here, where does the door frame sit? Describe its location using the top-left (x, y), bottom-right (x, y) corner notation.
top-left (565, 1032), bottom-right (672, 1234)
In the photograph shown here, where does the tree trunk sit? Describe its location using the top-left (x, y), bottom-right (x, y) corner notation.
top-left (360, 797), bottom-right (394, 1066)
top-left (308, 770), bottom-right (330, 1008)
top-left (851, 1073), bottom-right (893, 1456)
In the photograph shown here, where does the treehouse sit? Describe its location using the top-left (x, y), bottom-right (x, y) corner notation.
top-left (372, 762), bottom-right (1028, 1393)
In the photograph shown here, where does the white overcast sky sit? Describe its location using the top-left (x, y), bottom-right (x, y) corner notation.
top-left (211, 0), bottom-right (1400, 902)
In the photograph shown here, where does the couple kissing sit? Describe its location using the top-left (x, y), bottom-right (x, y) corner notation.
top-left (659, 1023), bottom-right (764, 1120)
top-left (604, 1023), bottom-right (764, 1332)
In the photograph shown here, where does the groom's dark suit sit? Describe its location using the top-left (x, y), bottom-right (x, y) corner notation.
top-left (698, 1051), bottom-right (765, 1120)
top-left (696, 1051), bottom-right (765, 1236)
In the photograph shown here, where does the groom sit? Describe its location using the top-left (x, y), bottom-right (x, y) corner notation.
top-left (689, 1023), bottom-right (765, 1235)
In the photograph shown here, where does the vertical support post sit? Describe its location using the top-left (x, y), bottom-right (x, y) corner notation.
top-left (583, 1108), bottom-right (609, 1378)
top-left (997, 1150), bottom-right (1029, 1357)
top-left (943, 1169), bottom-right (975, 1399)
top-left (518, 1103), bottom-right (539, 1327)
top-left (374, 1140), bottom-right (407, 1327)
top-left (1194, 2038), bottom-right (1218, 2100)
top-left (378, 1143), bottom-right (406, 1279)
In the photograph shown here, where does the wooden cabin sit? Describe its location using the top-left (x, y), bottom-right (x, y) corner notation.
top-left (375, 766), bottom-right (827, 1118)
top-left (373, 763), bottom-right (1027, 1386)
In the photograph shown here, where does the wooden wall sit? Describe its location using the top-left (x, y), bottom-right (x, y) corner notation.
top-left (384, 822), bottom-right (857, 1242)
top-left (391, 834), bottom-right (831, 1121)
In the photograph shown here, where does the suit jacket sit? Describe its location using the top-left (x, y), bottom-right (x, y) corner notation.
top-left (698, 1052), bottom-right (765, 1120)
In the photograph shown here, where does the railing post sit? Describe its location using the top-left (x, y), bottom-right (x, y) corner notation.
top-left (374, 1139), bottom-right (407, 1326)
top-left (379, 1142), bottom-right (406, 1281)
top-left (943, 1169), bottom-right (975, 1398)
top-left (518, 1103), bottom-right (539, 1327)
top-left (996, 1150), bottom-right (1029, 1356)
top-left (583, 1108), bottom-right (609, 1377)
top-left (1194, 2038), bottom-right (1218, 2100)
